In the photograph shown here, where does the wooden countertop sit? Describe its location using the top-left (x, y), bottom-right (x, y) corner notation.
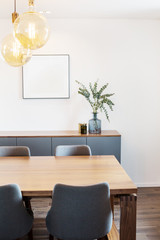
top-left (0, 130), bottom-right (121, 138)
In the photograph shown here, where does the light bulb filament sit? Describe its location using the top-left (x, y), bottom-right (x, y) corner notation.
top-left (28, 23), bottom-right (36, 39)
top-left (12, 42), bottom-right (19, 57)
top-left (29, 0), bottom-right (34, 6)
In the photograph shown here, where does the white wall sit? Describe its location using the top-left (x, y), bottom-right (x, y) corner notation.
top-left (0, 18), bottom-right (160, 187)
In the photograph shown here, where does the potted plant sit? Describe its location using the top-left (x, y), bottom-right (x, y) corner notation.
top-left (76, 80), bottom-right (114, 134)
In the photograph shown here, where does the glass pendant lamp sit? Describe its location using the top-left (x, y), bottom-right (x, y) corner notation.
top-left (14, 0), bottom-right (50, 50)
top-left (1, 1), bottom-right (32, 67)
top-left (1, 34), bottom-right (32, 67)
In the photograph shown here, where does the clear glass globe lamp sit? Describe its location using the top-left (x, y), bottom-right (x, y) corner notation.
top-left (13, 5), bottom-right (50, 50)
top-left (1, 33), bottom-right (32, 67)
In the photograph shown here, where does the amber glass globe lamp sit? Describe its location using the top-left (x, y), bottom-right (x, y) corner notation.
top-left (14, 0), bottom-right (50, 50)
top-left (1, 33), bottom-right (32, 67)
top-left (1, 2), bottom-right (32, 67)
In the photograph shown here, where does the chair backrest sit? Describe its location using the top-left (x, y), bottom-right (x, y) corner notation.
top-left (0, 184), bottom-right (33, 239)
top-left (55, 145), bottom-right (92, 156)
top-left (46, 183), bottom-right (112, 240)
top-left (0, 146), bottom-right (31, 156)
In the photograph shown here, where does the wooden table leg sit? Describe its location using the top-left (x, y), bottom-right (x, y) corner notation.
top-left (120, 194), bottom-right (137, 240)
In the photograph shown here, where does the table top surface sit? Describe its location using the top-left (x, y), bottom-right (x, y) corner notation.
top-left (0, 155), bottom-right (136, 196)
top-left (0, 130), bottom-right (121, 137)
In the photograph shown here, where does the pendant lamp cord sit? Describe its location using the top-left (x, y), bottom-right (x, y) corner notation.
top-left (14, 0), bottom-right (16, 12)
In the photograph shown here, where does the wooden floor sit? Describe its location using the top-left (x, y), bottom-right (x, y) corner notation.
top-left (136, 187), bottom-right (160, 240)
top-left (21, 187), bottom-right (160, 240)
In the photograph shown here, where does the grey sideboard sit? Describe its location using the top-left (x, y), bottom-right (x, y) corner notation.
top-left (0, 130), bottom-right (121, 162)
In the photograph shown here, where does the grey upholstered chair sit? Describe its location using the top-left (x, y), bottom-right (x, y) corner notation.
top-left (0, 146), bottom-right (32, 218)
top-left (55, 145), bottom-right (92, 156)
top-left (0, 146), bottom-right (31, 156)
top-left (46, 183), bottom-right (112, 240)
top-left (0, 184), bottom-right (33, 240)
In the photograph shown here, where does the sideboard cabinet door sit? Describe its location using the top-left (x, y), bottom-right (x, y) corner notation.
top-left (17, 137), bottom-right (52, 156)
top-left (52, 137), bottom-right (86, 155)
top-left (87, 137), bottom-right (121, 163)
top-left (0, 138), bottom-right (16, 146)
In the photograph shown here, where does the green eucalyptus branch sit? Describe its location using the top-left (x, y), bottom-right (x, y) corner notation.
top-left (76, 80), bottom-right (115, 121)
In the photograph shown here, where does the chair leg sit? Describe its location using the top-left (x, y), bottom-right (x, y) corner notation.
top-left (23, 196), bottom-right (33, 216)
top-left (110, 195), bottom-right (114, 219)
top-left (49, 234), bottom-right (54, 240)
top-left (23, 196), bottom-right (32, 209)
top-left (98, 235), bottom-right (109, 240)
top-left (49, 235), bottom-right (62, 240)
top-left (28, 229), bottom-right (33, 240)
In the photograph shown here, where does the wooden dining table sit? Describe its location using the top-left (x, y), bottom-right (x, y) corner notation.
top-left (0, 155), bottom-right (137, 240)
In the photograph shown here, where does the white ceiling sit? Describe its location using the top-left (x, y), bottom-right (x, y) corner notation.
top-left (1, 0), bottom-right (160, 19)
